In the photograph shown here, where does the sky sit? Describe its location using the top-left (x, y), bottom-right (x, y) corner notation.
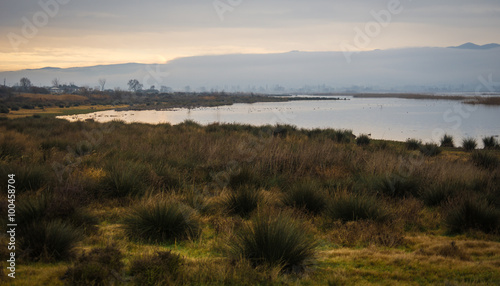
top-left (0, 0), bottom-right (499, 72)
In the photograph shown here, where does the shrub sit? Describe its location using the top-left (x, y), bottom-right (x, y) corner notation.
top-left (482, 136), bottom-right (498, 150)
top-left (471, 151), bottom-right (499, 170)
top-left (327, 193), bottom-right (389, 223)
top-left (282, 182), bottom-right (327, 215)
top-left (230, 212), bottom-right (317, 272)
top-left (445, 198), bottom-right (500, 234)
top-left (356, 134), bottom-right (370, 146)
top-left (332, 129), bottom-right (353, 143)
top-left (227, 167), bottom-right (258, 190)
top-left (123, 200), bottom-right (200, 243)
top-left (440, 134), bottom-right (454, 147)
top-left (20, 220), bottom-right (81, 262)
top-left (65, 245), bottom-right (124, 286)
top-left (419, 143), bottom-right (441, 157)
top-left (462, 137), bottom-right (477, 152)
top-left (130, 251), bottom-right (183, 286)
top-left (406, 138), bottom-right (422, 150)
top-left (224, 187), bottom-right (260, 218)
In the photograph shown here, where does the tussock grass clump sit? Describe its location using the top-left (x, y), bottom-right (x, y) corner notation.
top-left (482, 136), bottom-right (498, 150)
top-left (356, 134), bottom-right (370, 146)
top-left (130, 251), bottom-right (183, 286)
top-left (332, 129), bottom-right (353, 143)
top-left (440, 134), bottom-right (455, 147)
top-left (282, 182), bottom-right (327, 215)
top-left (224, 187), bottom-right (260, 218)
top-left (406, 138), bottom-right (422, 150)
top-left (227, 167), bottom-right (259, 190)
top-left (419, 181), bottom-right (459, 207)
top-left (445, 197), bottom-right (500, 234)
top-left (103, 160), bottom-right (151, 197)
top-left (471, 150), bottom-right (499, 170)
top-left (327, 192), bottom-right (389, 223)
top-left (20, 220), bottom-right (81, 262)
top-left (230, 212), bottom-right (317, 272)
top-left (419, 143), bottom-right (441, 157)
top-left (461, 137), bottom-right (477, 152)
top-left (380, 174), bottom-right (420, 198)
top-left (65, 245), bottom-right (124, 286)
top-left (123, 200), bottom-right (200, 243)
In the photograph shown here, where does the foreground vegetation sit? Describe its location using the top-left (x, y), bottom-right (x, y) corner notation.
top-left (0, 117), bottom-right (499, 285)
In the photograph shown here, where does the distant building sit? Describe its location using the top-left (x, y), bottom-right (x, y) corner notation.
top-left (49, 87), bottom-right (63, 94)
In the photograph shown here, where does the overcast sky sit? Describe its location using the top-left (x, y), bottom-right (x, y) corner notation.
top-left (1, 0), bottom-right (499, 71)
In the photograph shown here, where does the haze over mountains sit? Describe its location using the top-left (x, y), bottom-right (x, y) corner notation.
top-left (2, 44), bottom-right (499, 93)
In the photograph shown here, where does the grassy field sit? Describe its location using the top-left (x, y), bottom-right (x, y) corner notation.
top-left (0, 117), bottom-right (499, 285)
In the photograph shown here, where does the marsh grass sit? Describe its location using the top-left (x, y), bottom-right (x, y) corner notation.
top-left (440, 134), bottom-right (455, 147)
top-left (20, 220), bottom-right (81, 262)
top-left (129, 251), bottom-right (183, 286)
top-left (223, 187), bottom-right (260, 218)
top-left (445, 197), bottom-right (500, 234)
top-left (420, 143), bottom-right (441, 157)
top-left (470, 150), bottom-right (499, 170)
top-left (282, 181), bottom-right (327, 215)
top-left (462, 137), bottom-right (477, 152)
top-left (405, 138), bottom-right (422, 150)
top-left (64, 245), bottom-right (124, 286)
top-left (230, 212), bottom-right (317, 272)
top-left (103, 160), bottom-right (152, 197)
top-left (356, 134), bottom-right (370, 146)
top-left (327, 192), bottom-right (389, 223)
top-left (123, 200), bottom-right (200, 243)
top-left (482, 136), bottom-right (498, 150)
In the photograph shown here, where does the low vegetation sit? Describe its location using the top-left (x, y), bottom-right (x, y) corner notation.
top-left (0, 116), bottom-right (499, 285)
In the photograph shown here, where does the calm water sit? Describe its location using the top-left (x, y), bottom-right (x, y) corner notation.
top-left (58, 97), bottom-right (500, 146)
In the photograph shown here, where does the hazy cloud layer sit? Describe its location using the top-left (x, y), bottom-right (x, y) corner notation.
top-left (0, 0), bottom-right (499, 71)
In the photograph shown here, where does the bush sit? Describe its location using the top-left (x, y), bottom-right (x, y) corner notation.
top-left (445, 198), bottom-right (500, 234)
top-left (123, 200), bottom-right (200, 243)
top-left (327, 193), bottom-right (389, 223)
top-left (10, 164), bottom-right (50, 192)
top-left (419, 143), bottom-right (441, 157)
top-left (471, 151), bottom-right (499, 170)
top-left (130, 251), bottom-right (183, 286)
top-left (65, 245), bottom-right (124, 286)
top-left (224, 187), bottom-right (260, 218)
top-left (440, 134), bottom-right (454, 147)
top-left (20, 220), bottom-right (81, 262)
top-left (462, 137), bottom-right (477, 152)
top-left (282, 182), bottom-right (327, 215)
top-left (482, 136), bottom-right (498, 150)
top-left (405, 138), bottom-right (422, 150)
top-left (356, 134), bottom-right (370, 146)
top-left (230, 212), bottom-right (317, 272)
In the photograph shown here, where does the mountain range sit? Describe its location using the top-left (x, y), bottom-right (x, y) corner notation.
top-left (1, 43), bottom-right (499, 93)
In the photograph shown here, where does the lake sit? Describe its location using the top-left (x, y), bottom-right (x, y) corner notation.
top-left (58, 96), bottom-right (500, 146)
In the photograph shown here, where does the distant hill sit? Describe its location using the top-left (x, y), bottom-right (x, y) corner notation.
top-left (448, 42), bottom-right (500, 50)
top-left (1, 45), bottom-right (500, 93)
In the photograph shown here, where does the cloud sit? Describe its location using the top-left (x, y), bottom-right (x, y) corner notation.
top-left (0, 0), bottom-right (499, 71)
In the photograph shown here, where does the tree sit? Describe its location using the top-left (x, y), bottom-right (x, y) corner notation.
top-left (20, 77), bottom-right (32, 91)
top-left (127, 79), bottom-right (143, 92)
top-left (52, 78), bottom-right (60, 87)
top-left (98, 78), bottom-right (106, 91)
